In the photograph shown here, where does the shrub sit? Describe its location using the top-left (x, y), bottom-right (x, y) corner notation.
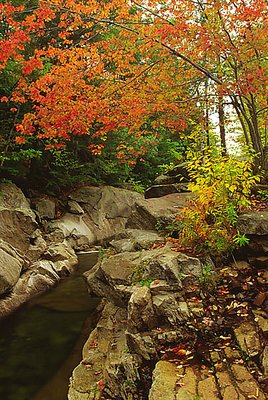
top-left (174, 154), bottom-right (259, 255)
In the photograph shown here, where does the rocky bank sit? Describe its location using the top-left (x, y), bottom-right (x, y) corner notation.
top-left (0, 182), bottom-right (188, 317)
top-left (1, 181), bottom-right (268, 399)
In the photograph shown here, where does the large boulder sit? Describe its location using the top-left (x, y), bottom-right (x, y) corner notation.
top-left (110, 229), bottom-right (165, 252)
top-left (144, 183), bottom-right (189, 199)
top-left (50, 186), bottom-right (190, 248)
top-left (0, 182), bottom-right (37, 252)
top-left (128, 192), bottom-right (191, 230)
top-left (236, 211), bottom-right (268, 235)
top-left (85, 245), bottom-right (202, 306)
top-left (0, 239), bottom-right (25, 294)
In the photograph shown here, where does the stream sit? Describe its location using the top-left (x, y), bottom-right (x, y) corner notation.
top-left (0, 252), bottom-right (100, 400)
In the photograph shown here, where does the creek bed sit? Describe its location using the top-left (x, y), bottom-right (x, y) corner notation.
top-left (0, 252), bottom-right (100, 400)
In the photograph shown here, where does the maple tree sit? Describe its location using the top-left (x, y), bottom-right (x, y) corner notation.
top-left (0, 0), bottom-right (267, 181)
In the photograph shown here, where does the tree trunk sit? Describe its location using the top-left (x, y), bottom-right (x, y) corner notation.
top-left (218, 92), bottom-right (227, 156)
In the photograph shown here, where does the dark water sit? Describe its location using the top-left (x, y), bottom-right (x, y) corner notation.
top-left (0, 252), bottom-right (100, 400)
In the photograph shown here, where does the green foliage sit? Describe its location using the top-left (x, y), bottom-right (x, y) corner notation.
top-left (199, 263), bottom-right (217, 290)
top-left (233, 232), bottom-right (250, 247)
top-left (174, 154), bottom-right (259, 255)
top-left (138, 278), bottom-right (154, 287)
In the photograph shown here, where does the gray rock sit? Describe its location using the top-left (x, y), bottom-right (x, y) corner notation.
top-left (69, 301), bottom-right (142, 400)
top-left (0, 183), bottom-right (37, 252)
top-left (110, 238), bottom-right (136, 253)
top-left (247, 235), bottom-right (268, 254)
top-left (0, 182), bottom-right (33, 211)
top-left (85, 247), bottom-right (202, 306)
top-left (32, 259), bottom-right (61, 280)
top-left (237, 211), bottom-right (268, 235)
top-left (126, 331), bottom-right (157, 360)
top-left (150, 279), bottom-right (171, 294)
top-left (43, 241), bottom-right (78, 268)
top-left (253, 310), bottom-right (268, 334)
top-left (144, 184), bottom-right (180, 199)
top-left (0, 268), bottom-right (58, 318)
top-left (49, 213), bottom-right (96, 242)
top-left (45, 228), bottom-right (65, 244)
top-left (115, 229), bottom-right (165, 249)
top-left (0, 239), bottom-right (25, 294)
top-left (154, 174), bottom-right (180, 185)
top-left (128, 192), bottom-right (192, 231)
top-left (128, 286), bottom-right (156, 330)
top-left (68, 200), bottom-right (84, 215)
top-left (152, 292), bottom-right (181, 326)
top-left (35, 197), bottom-right (56, 219)
top-left (145, 184), bottom-right (188, 199)
top-left (26, 229), bottom-right (47, 261)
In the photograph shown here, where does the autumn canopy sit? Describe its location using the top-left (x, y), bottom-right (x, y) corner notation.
top-left (0, 0), bottom-right (267, 167)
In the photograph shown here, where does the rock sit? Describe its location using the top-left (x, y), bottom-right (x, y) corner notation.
top-left (231, 364), bottom-right (266, 399)
top-left (51, 186), bottom-right (147, 245)
top-left (152, 292), bottom-right (181, 326)
top-left (68, 200), bottom-right (84, 215)
top-left (126, 331), bottom-right (157, 360)
top-left (85, 252), bottom-right (140, 306)
top-left (144, 183), bottom-right (189, 199)
top-left (45, 228), bottom-right (65, 244)
top-left (150, 280), bottom-right (171, 294)
top-left (35, 197), bottom-right (56, 219)
top-left (198, 375), bottom-right (219, 400)
top-left (0, 239), bottom-right (25, 294)
top-left (261, 346), bottom-right (268, 375)
top-left (248, 255), bottom-right (268, 268)
top-left (32, 259), bottom-right (61, 280)
top-left (49, 213), bottom-right (96, 243)
top-left (110, 229), bottom-right (165, 252)
top-left (0, 183), bottom-right (37, 252)
top-left (128, 286), bottom-right (156, 330)
top-left (175, 367), bottom-right (198, 400)
top-left (0, 268), bottom-right (59, 318)
top-left (247, 235), bottom-right (268, 254)
top-left (85, 246), bottom-right (202, 305)
top-left (69, 301), bottom-right (142, 400)
top-left (231, 260), bottom-right (251, 271)
top-left (144, 250), bottom-right (202, 281)
top-left (154, 174), bottom-right (179, 185)
top-left (127, 192), bottom-right (192, 230)
top-left (168, 164), bottom-right (190, 180)
top-left (43, 241), bottom-right (78, 269)
top-left (236, 211), bottom-right (268, 235)
top-left (234, 322), bottom-right (261, 357)
top-left (110, 238), bottom-right (136, 253)
top-left (149, 361), bottom-right (178, 400)
top-left (0, 182), bottom-right (34, 212)
top-left (26, 229), bottom-right (47, 260)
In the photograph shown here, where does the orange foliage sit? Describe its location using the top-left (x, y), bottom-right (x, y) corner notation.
top-left (1, 0), bottom-right (267, 157)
